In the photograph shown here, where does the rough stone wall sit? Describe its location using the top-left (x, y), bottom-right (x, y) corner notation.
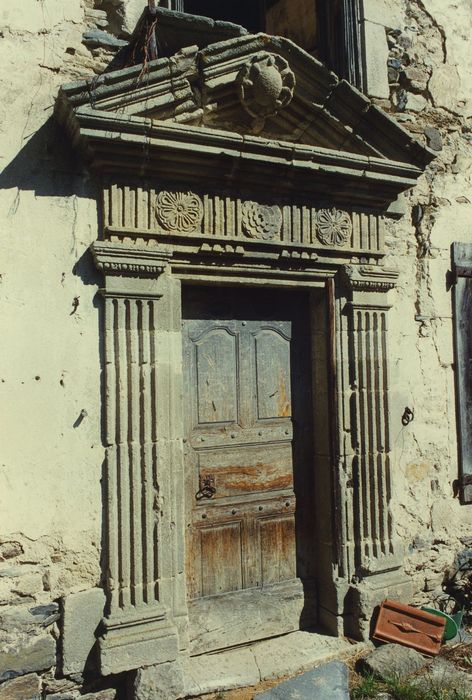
top-left (371, 0), bottom-right (472, 605)
top-left (0, 0), bottom-right (472, 694)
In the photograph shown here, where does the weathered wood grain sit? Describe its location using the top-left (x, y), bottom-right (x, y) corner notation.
top-left (453, 251), bottom-right (472, 504)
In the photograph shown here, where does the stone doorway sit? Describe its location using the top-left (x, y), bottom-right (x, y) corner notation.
top-left (181, 285), bottom-right (319, 654)
top-left (56, 25), bottom-right (434, 681)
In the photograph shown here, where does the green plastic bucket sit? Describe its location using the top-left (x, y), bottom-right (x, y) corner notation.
top-left (421, 606), bottom-right (459, 641)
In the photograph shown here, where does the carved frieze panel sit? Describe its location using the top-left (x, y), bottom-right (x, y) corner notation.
top-left (102, 183), bottom-right (385, 256)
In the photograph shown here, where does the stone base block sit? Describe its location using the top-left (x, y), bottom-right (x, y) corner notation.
top-left (345, 571), bottom-right (414, 641)
top-left (132, 659), bottom-right (185, 700)
top-left (99, 612), bottom-right (179, 676)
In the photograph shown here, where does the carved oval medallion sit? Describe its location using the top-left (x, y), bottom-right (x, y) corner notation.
top-left (155, 191), bottom-right (203, 234)
top-left (241, 201), bottom-right (282, 241)
top-left (237, 52), bottom-right (295, 119)
top-left (316, 208), bottom-right (352, 247)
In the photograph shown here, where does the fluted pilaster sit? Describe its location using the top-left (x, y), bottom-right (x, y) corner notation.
top-left (343, 265), bottom-right (402, 577)
top-left (93, 242), bottom-right (181, 675)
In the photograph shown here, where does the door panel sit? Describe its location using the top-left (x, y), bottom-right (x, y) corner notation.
top-left (200, 522), bottom-right (243, 596)
top-left (253, 327), bottom-right (292, 420)
top-left (259, 515), bottom-right (297, 585)
top-left (192, 325), bottom-right (239, 426)
top-left (197, 444), bottom-right (293, 500)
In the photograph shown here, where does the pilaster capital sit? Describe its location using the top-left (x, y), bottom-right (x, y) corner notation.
top-left (92, 241), bottom-right (171, 298)
top-left (342, 264), bottom-right (399, 293)
top-left (340, 264), bottom-right (399, 309)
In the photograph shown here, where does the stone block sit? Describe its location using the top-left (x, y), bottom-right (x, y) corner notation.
top-left (0, 602), bottom-right (59, 633)
top-left (81, 691), bottom-right (116, 700)
top-left (61, 588), bottom-right (106, 675)
top-left (255, 661), bottom-right (349, 699)
top-left (184, 648), bottom-right (259, 696)
top-left (424, 127), bottom-right (443, 152)
top-left (360, 0), bottom-right (403, 29)
top-left (362, 21), bottom-right (390, 99)
top-left (429, 64), bottom-right (461, 113)
top-left (43, 678), bottom-right (80, 695)
top-left (412, 657), bottom-right (472, 695)
top-left (0, 541), bottom-right (24, 560)
top-left (0, 634), bottom-right (56, 682)
top-left (133, 660), bottom-right (184, 700)
top-left (361, 643), bottom-right (429, 680)
top-left (0, 673), bottom-right (41, 700)
top-left (252, 631), bottom-right (353, 682)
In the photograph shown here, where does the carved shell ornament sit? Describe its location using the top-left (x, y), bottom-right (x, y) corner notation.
top-left (241, 201), bottom-right (282, 241)
top-left (155, 191), bottom-right (203, 234)
top-left (237, 53), bottom-right (296, 120)
top-left (316, 208), bottom-right (352, 247)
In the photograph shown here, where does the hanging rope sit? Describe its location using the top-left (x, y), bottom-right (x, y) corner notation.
top-left (124, 0), bottom-right (159, 72)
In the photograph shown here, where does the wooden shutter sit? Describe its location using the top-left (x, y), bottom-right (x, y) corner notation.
top-left (453, 242), bottom-right (472, 504)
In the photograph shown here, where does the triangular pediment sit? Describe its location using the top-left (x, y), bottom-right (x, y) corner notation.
top-left (58, 32), bottom-right (433, 170)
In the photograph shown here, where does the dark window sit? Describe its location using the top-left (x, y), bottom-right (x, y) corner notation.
top-left (184, 0), bottom-right (264, 32)
top-left (181, 0), bottom-right (363, 89)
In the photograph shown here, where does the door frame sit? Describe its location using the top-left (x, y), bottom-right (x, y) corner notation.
top-left (180, 286), bottom-right (319, 654)
top-left (174, 278), bottom-right (339, 654)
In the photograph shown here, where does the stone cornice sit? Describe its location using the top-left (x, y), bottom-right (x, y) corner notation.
top-left (59, 108), bottom-right (423, 212)
top-left (55, 32), bottom-right (435, 213)
top-left (56, 33), bottom-right (434, 169)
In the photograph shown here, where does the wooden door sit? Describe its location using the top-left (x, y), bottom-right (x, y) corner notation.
top-left (182, 287), bottom-right (315, 653)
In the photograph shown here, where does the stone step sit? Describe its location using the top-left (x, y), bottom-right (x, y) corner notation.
top-left (183, 630), bottom-right (366, 697)
top-left (254, 661), bottom-right (349, 700)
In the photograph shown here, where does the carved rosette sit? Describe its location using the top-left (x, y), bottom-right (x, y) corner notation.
top-left (241, 201), bottom-right (282, 241)
top-left (316, 208), bottom-right (352, 247)
top-left (237, 52), bottom-right (295, 120)
top-left (155, 191), bottom-right (203, 234)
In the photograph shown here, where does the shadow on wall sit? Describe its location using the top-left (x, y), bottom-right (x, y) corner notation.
top-left (0, 111), bottom-right (109, 601)
top-left (0, 115), bottom-right (97, 201)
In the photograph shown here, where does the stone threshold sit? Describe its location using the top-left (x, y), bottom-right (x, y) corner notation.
top-left (183, 630), bottom-right (369, 697)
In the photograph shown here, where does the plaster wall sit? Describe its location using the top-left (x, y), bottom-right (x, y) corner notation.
top-left (0, 0), bottom-right (471, 692)
top-left (373, 0), bottom-right (472, 603)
